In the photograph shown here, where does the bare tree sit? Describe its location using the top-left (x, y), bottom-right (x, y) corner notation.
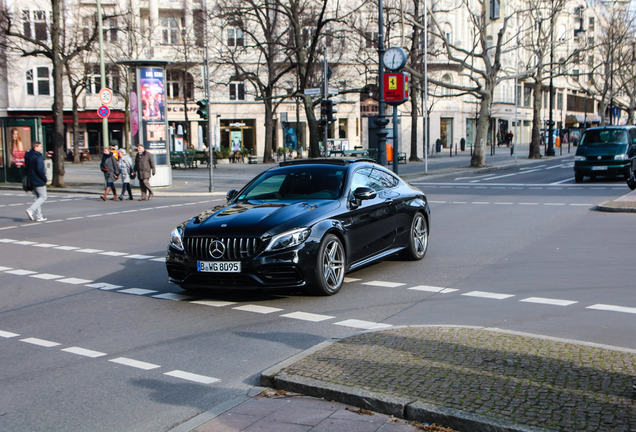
top-left (210, 0), bottom-right (295, 162)
top-left (1, 0), bottom-right (98, 186)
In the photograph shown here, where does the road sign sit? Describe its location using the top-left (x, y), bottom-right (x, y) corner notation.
top-left (303, 88), bottom-right (321, 96)
top-left (97, 105), bottom-right (110, 118)
top-left (99, 88), bottom-right (113, 105)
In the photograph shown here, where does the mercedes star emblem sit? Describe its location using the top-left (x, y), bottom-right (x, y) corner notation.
top-left (209, 240), bottom-right (225, 259)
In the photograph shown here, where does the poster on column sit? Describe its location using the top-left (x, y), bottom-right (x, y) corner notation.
top-left (139, 67), bottom-right (167, 150)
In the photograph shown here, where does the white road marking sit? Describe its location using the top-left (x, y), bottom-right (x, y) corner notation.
top-left (334, 319), bottom-right (392, 330)
top-left (152, 293), bottom-right (192, 301)
top-left (0, 238), bottom-right (16, 243)
top-left (5, 269), bottom-right (37, 275)
top-left (281, 312), bottom-right (334, 322)
top-left (462, 291), bottom-right (515, 300)
top-left (99, 251), bottom-right (129, 256)
top-left (77, 248), bottom-right (104, 254)
top-left (125, 254), bottom-right (156, 260)
top-left (191, 300), bottom-right (237, 307)
top-left (54, 246), bottom-right (80, 251)
top-left (57, 277), bottom-right (93, 285)
top-left (362, 281), bottom-right (406, 288)
top-left (344, 277), bottom-right (362, 283)
top-left (409, 285), bottom-right (458, 294)
top-left (61, 347), bottom-right (107, 358)
top-left (118, 288), bottom-right (157, 296)
top-left (164, 370), bottom-right (220, 385)
top-left (86, 282), bottom-right (123, 290)
top-left (21, 337), bottom-right (60, 347)
top-left (150, 257), bottom-right (166, 262)
top-left (587, 304), bottom-right (636, 314)
top-left (33, 243), bottom-right (57, 248)
top-left (30, 273), bottom-right (64, 280)
top-left (109, 357), bottom-right (161, 370)
top-left (0, 266), bottom-right (13, 271)
top-left (233, 304), bottom-right (283, 314)
top-left (14, 241), bottom-right (37, 245)
top-left (0, 330), bottom-right (20, 338)
top-left (520, 297), bottom-right (578, 307)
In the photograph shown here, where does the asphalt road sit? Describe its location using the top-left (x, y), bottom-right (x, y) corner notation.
top-left (0, 154), bottom-right (634, 431)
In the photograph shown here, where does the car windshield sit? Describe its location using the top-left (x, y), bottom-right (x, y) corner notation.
top-left (581, 129), bottom-right (628, 146)
top-left (238, 165), bottom-right (346, 201)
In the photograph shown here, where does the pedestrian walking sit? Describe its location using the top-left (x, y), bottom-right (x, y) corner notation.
top-left (117, 148), bottom-right (134, 200)
top-left (134, 143), bottom-right (155, 200)
top-left (100, 146), bottom-right (120, 201)
top-left (25, 141), bottom-right (47, 222)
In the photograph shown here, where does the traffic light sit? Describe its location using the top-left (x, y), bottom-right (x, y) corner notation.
top-left (320, 99), bottom-right (338, 124)
top-left (196, 99), bottom-right (208, 120)
top-left (327, 100), bottom-right (337, 123)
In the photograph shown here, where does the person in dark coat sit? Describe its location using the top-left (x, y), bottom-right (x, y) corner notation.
top-left (134, 143), bottom-right (155, 200)
top-left (100, 147), bottom-right (121, 200)
top-left (25, 141), bottom-right (47, 222)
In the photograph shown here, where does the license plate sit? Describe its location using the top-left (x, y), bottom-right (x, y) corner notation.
top-left (197, 261), bottom-right (241, 273)
top-left (591, 166), bottom-right (608, 171)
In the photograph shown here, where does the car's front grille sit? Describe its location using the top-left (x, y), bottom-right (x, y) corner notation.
top-left (184, 237), bottom-right (262, 260)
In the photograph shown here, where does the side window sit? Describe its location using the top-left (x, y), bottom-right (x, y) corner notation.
top-left (367, 168), bottom-right (399, 190)
top-left (350, 168), bottom-right (373, 193)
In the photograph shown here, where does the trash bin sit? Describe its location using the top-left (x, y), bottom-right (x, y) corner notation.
top-left (460, 138), bottom-right (466, 151)
top-left (435, 139), bottom-right (442, 153)
top-left (386, 143), bottom-right (393, 162)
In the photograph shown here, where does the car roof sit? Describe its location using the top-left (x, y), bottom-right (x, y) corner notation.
top-left (585, 125), bottom-right (636, 131)
top-left (278, 158), bottom-right (378, 167)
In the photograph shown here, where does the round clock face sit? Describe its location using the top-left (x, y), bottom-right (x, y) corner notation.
top-left (383, 47), bottom-right (407, 70)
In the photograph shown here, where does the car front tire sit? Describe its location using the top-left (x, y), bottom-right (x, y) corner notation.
top-left (312, 234), bottom-right (345, 295)
top-left (401, 212), bottom-right (428, 260)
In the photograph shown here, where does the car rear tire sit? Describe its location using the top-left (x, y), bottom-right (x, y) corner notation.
top-left (401, 212), bottom-right (428, 260)
top-left (313, 234), bottom-right (345, 295)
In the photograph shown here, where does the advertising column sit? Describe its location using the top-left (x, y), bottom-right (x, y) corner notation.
top-left (130, 66), bottom-right (172, 186)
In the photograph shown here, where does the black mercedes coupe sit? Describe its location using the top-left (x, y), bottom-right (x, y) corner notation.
top-left (166, 158), bottom-right (430, 295)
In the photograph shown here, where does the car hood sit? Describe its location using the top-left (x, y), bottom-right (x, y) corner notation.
top-left (576, 144), bottom-right (627, 156)
top-left (186, 200), bottom-right (339, 236)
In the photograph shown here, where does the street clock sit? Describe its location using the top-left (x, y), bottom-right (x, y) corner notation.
top-left (383, 47), bottom-right (407, 71)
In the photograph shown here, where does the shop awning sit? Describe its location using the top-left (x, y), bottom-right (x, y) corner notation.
top-left (11, 110), bottom-right (125, 124)
top-left (565, 113), bottom-right (600, 124)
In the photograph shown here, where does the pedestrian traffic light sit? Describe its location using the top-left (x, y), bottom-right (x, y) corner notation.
top-left (196, 99), bottom-right (208, 120)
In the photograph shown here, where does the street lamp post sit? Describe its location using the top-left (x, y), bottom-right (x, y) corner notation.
top-left (375, 0), bottom-right (389, 166)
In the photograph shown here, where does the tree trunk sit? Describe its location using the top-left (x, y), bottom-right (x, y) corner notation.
top-left (263, 97), bottom-right (275, 163)
top-left (529, 79), bottom-right (543, 159)
top-left (304, 96), bottom-right (320, 158)
top-left (51, 0), bottom-right (65, 187)
top-left (72, 96), bottom-right (80, 164)
top-left (471, 92), bottom-right (491, 168)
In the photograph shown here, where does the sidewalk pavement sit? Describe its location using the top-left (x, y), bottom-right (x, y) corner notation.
top-left (175, 326), bottom-right (635, 432)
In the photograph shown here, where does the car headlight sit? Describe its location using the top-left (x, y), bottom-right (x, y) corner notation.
top-left (170, 227), bottom-right (185, 251)
top-left (265, 228), bottom-right (311, 252)
top-left (574, 155), bottom-right (586, 161)
top-left (614, 154), bottom-right (628, 161)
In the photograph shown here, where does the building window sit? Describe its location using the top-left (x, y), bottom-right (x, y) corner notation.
top-left (26, 67), bottom-right (52, 96)
top-left (573, 69), bottom-right (580, 82)
top-left (166, 70), bottom-right (194, 100)
top-left (104, 18), bottom-right (118, 43)
top-left (441, 74), bottom-right (452, 96)
top-left (365, 31), bottom-right (378, 49)
top-left (557, 91), bottom-right (563, 110)
top-left (230, 81), bottom-right (245, 101)
top-left (523, 85), bottom-right (532, 107)
top-left (161, 17), bottom-right (180, 45)
top-left (227, 26), bottom-right (244, 47)
top-left (85, 65), bottom-right (121, 95)
top-left (22, 9), bottom-right (49, 41)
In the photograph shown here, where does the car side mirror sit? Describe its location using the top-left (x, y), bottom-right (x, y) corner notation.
top-left (350, 187), bottom-right (377, 208)
top-left (226, 189), bottom-right (239, 201)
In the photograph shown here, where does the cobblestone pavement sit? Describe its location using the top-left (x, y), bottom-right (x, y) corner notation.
top-left (262, 326), bottom-right (636, 432)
